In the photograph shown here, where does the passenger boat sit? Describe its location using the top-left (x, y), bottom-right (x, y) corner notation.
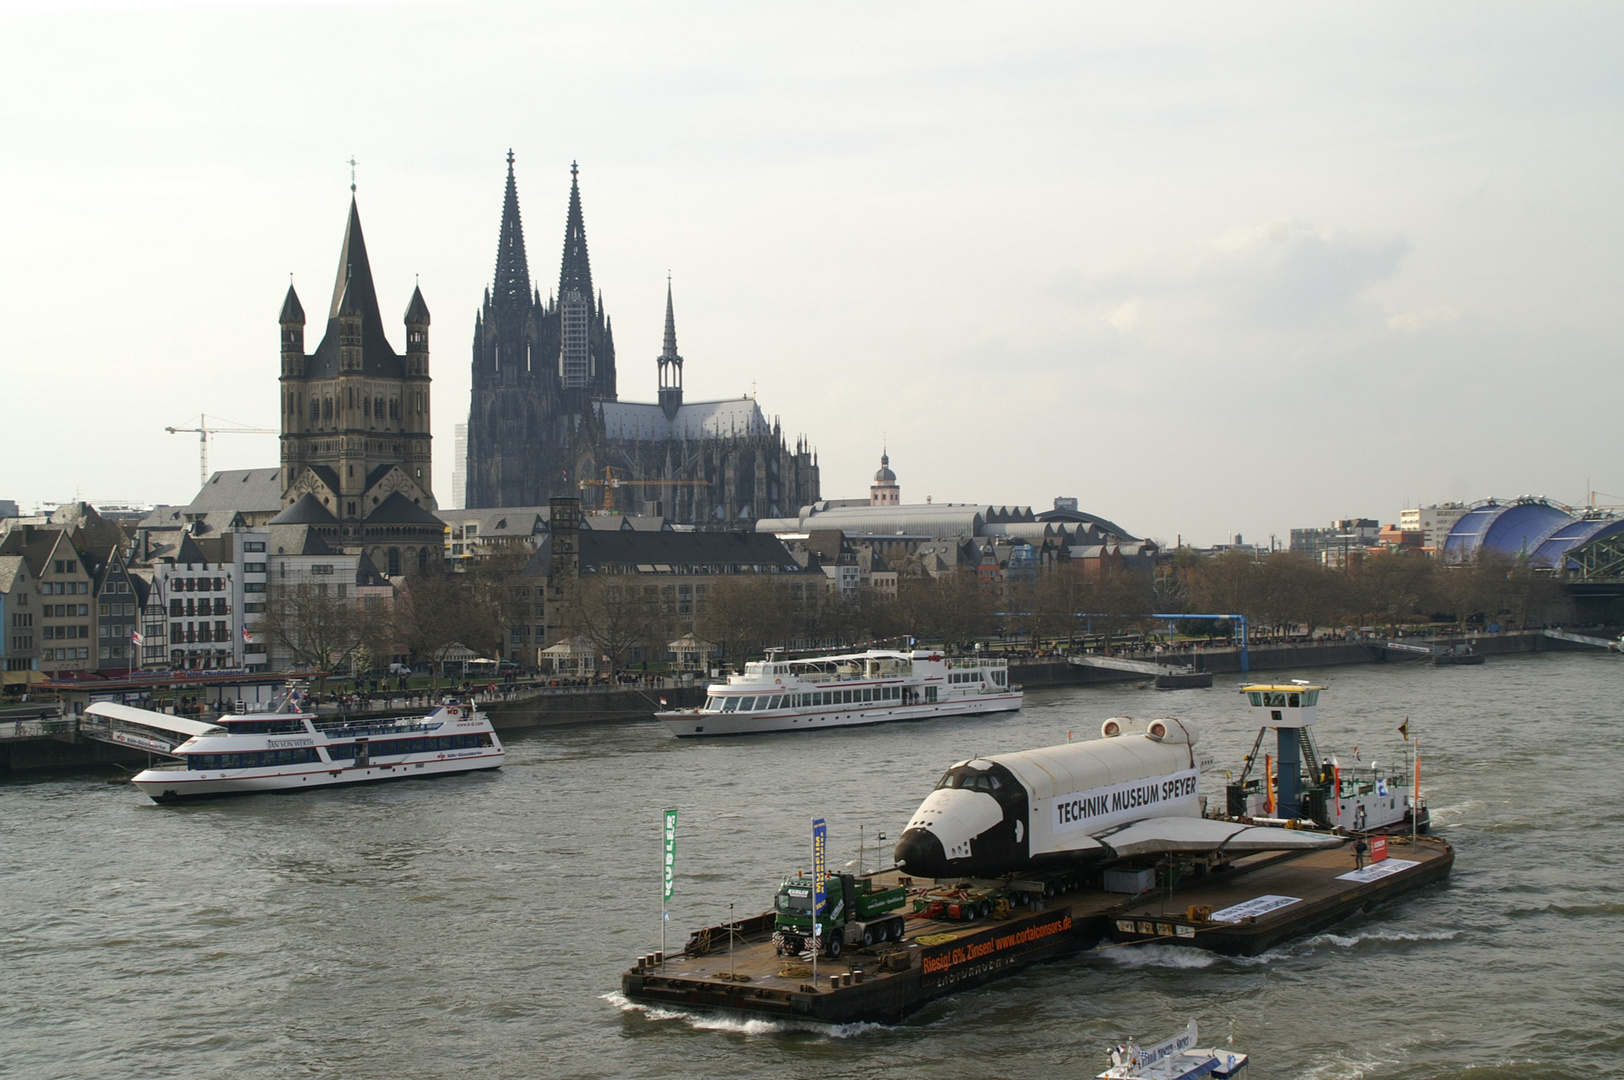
top-left (1098, 1020), bottom-right (1248, 1080)
top-left (655, 648), bottom-right (1022, 737)
top-left (82, 695), bottom-right (504, 803)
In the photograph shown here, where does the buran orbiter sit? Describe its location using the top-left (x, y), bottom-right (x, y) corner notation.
top-left (893, 716), bottom-right (1339, 878)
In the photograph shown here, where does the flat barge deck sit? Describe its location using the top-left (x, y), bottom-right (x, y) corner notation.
top-left (621, 834), bottom-right (1453, 1024)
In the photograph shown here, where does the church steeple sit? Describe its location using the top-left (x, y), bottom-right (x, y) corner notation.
top-left (657, 278), bottom-right (684, 421)
top-left (493, 149), bottom-right (531, 309)
top-left (328, 197), bottom-right (383, 328)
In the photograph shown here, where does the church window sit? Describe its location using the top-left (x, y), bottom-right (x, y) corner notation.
top-left (418, 548), bottom-right (428, 571)
top-left (387, 548), bottom-right (401, 576)
top-left (348, 388), bottom-right (355, 409)
top-left (375, 396), bottom-right (384, 420)
top-left (389, 399), bottom-right (400, 420)
top-left (364, 396), bottom-right (371, 418)
top-left (309, 399), bottom-right (318, 422)
top-left (323, 397), bottom-right (333, 420)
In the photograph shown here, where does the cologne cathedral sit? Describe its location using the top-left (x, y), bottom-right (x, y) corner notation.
top-left (463, 154), bottom-right (819, 524)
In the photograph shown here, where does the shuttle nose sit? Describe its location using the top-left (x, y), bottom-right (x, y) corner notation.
top-left (893, 828), bottom-right (947, 877)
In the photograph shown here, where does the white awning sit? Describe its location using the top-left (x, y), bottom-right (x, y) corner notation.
top-left (83, 701), bottom-right (227, 738)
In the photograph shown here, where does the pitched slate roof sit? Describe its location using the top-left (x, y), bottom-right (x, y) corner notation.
top-left (270, 493), bottom-right (339, 526)
top-left (365, 492), bottom-right (444, 525)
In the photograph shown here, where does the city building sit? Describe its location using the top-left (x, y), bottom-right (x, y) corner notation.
top-left (510, 498), bottom-right (817, 665)
top-left (463, 155), bottom-right (820, 523)
top-left (0, 553), bottom-right (38, 684)
top-left (1399, 503), bottom-right (1470, 553)
top-left (1289, 518), bottom-right (1379, 565)
top-left (274, 194), bottom-right (442, 575)
top-left (450, 423), bottom-right (468, 511)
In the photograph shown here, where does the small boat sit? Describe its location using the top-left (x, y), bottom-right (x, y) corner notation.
top-left (83, 694), bottom-right (504, 803)
top-left (1098, 1020), bottom-right (1248, 1079)
top-left (1433, 646), bottom-right (1485, 666)
top-left (655, 648), bottom-right (1021, 737)
top-left (1154, 669), bottom-right (1213, 690)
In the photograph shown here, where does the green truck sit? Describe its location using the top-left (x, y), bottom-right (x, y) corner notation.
top-left (771, 872), bottom-right (908, 958)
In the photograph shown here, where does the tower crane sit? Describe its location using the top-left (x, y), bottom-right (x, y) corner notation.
top-left (578, 465), bottom-right (711, 515)
top-left (165, 415), bottom-right (279, 488)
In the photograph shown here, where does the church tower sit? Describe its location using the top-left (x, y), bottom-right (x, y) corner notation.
top-left (277, 194), bottom-right (436, 552)
top-left (870, 449), bottom-right (900, 506)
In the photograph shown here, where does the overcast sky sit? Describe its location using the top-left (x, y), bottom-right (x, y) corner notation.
top-left (2, 2), bottom-right (1620, 545)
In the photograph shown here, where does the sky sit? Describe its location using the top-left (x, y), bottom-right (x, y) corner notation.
top-left (2, 2), bottom-right (1620, 546)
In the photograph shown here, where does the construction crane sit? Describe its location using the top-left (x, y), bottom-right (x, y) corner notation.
top-left (165, 415), bottom-right (279, 488)
top-left (578, 465), bottom-right (710, 515)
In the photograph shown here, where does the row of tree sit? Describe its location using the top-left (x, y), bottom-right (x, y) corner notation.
top-left (256, 548), bottom-right (1571, 678)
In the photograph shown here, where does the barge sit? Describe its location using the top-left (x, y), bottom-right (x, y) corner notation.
top-left (621, 835), bottom-right (1453, 1024)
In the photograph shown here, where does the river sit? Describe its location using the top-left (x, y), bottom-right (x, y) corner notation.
top-left (3, 652), bottom-right (1621, 1079)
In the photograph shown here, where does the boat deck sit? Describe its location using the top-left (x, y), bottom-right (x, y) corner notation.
top-left (622, 834), bottom-right (1454, 1023)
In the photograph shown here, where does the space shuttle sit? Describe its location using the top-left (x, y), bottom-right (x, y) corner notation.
top-left (893, 716), bottom-right (1340, 879)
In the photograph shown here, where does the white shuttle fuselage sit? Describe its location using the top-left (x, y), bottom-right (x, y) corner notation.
top-left (894, 717), bottom-right (1339, 878)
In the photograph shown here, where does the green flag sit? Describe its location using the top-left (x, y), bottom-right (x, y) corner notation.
top-left (663, 810), bottom-right (677, 903)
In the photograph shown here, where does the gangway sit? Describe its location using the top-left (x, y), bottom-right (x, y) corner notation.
top-left (79, 702), bottom-right (225, 756)
top-left (1543, 629), bottom-right (1624, 652)
top-left (1383, 640), bottom-right (1436, 657)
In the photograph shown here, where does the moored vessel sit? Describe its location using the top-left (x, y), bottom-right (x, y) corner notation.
top-left (655, 648), bottom-right (1021, 737)
top-left (83, 695), bottom-right (504, 803)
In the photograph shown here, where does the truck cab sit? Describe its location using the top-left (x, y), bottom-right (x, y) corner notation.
top-left (772, 872), bottom-right (908, 958)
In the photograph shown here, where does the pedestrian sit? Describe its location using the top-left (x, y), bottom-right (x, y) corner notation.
top-left (1354, 836), bottom-right (1369, 871)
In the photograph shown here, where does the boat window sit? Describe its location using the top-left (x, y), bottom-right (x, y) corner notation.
top-left (1304, 689), bottom-right (1320, 706)
top-left (720, 698), bottom-right (738, 712)
top-left (1248, 692), bottom-right (1263, 706)
top-left (704, 695), bottom-right (722, 711)
top-left (862, 689), bottom-right (873, 702)
top-left (1287, 693), bottom-right (1300, 707)
top-left (768, 695), bottom-right (783, 710)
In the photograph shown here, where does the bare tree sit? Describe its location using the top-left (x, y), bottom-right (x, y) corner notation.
top-left (558, 574), bottom-right (663, 681)
top-left (259, 584), bottom-right (380, 682)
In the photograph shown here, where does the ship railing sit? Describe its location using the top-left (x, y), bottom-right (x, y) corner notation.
top-left (309, 718), bottom-right (445, 739)
top-left (0, 713), bottom-right (74, 741)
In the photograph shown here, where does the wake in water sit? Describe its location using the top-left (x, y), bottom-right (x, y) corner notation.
top-left (1095, 927), bottom-right (1458, 970)
top-left (601, 991), bottom-right (887, 1039)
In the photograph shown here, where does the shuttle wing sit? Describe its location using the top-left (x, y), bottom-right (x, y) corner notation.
top-left (1092, 817), bottom-right (1343, 860)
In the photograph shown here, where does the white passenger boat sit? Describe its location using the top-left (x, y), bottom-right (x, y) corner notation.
top-left (655, 648), bottom-right (1022, 737)
top-left (1098, 1020), bottom-right (1248, 1080)
top-left (82, 696), bottom-right (504, 803)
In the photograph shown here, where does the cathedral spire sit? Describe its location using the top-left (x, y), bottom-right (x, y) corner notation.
top-left (493, 149), bottom-right (531, 308)
top-left (657, 276), bottom-right (684, 421)
top-left (661, 278), bottom-right (679, 360)
top-left (557, 160), bottom-right (595, 321)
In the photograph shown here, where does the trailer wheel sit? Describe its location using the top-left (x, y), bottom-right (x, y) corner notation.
top-left (862, 925), bottom-right (876, 947)
top-left (825, 935), bottom-right (842, 959)
top-left (890, 918), bottom-right (905, 942)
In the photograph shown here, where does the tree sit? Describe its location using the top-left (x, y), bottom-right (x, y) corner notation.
top-left (696, 577), bottom-right (794, 667)
top-left (557, 574), bottom-right (663, 681)
top-left (259, 584), bottom-right (383, 682)
top-left (395, 561), bottom-right (516, 685)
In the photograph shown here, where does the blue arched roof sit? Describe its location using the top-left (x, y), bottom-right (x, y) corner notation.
top-left (1443, 499), bottom-right (1575, 563)
top-left (1537, 517), bottom-right (1624, 569)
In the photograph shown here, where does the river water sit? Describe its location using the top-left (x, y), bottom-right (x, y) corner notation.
top-left (4, 652), bottom-right (1621, 1080)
